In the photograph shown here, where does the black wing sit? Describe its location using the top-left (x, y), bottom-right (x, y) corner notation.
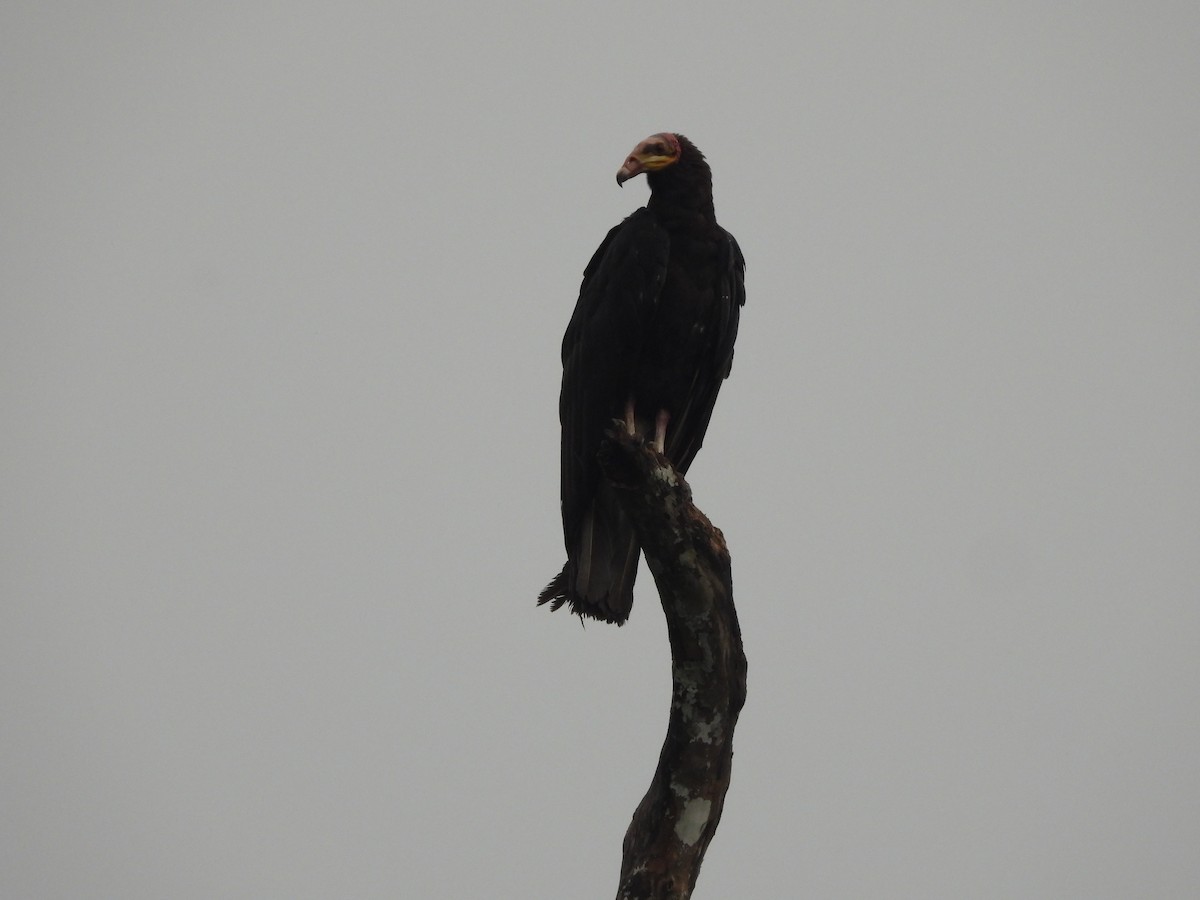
top-left (558, 208), bottom-right (669, 555)
top-left (662, 228), bottom-right (746, 473)
top-left (538, 208), bottom-right (669, 622)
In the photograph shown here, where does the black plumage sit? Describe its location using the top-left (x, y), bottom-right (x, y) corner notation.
top-left (538, 133), bottom-right (745, 624)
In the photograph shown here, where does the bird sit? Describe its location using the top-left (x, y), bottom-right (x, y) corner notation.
top-left (538, 132), bottom-right (745, 625)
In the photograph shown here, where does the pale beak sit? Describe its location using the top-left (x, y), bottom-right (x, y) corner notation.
top-left (616, 155), bottom-right (644, 186)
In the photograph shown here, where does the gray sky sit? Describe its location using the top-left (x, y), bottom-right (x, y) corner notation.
top-left (3, 2), bottom-right (1198, 897)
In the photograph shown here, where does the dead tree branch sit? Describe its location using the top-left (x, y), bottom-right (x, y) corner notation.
top-left (599, 429), bottom-right (748, 900)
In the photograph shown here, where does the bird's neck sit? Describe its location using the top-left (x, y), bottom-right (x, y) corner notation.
top-left (647, 166), bottom-right (716, 233)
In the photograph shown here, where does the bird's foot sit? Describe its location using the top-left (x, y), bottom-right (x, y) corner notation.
top-left (652, 409), bottom-right (670, 453)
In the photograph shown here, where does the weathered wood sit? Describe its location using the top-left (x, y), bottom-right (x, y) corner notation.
top-left (598, 429), bottom-right (748, 900)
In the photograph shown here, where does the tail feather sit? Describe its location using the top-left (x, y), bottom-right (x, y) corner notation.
top-left (538, 484), bottom-right (640, 624)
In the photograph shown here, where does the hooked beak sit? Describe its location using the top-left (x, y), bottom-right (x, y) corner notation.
top-left (616, 155), bottom-right (643, 186)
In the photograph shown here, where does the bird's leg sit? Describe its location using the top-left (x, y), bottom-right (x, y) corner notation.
top-left (624, 396), bottom-right (637, 435)
top-left (653, 409), bottom-right (670, 453)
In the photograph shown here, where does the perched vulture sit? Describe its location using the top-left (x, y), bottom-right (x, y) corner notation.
top-left (538, 132), bottom-right (745, 624)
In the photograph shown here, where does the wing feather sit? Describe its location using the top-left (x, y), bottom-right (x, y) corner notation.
top-left (664, 229), bottom-right (746, 473)
top-left (544, 208), bottom-right (669, 622)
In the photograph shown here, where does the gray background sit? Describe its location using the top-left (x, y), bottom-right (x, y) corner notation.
top-left (3, 3), bottom-right (1198, 897)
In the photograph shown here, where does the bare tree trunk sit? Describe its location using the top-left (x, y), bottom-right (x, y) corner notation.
top-left (599, 430), bottom-right (748, 900)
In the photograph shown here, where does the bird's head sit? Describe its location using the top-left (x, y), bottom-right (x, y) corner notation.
top-left (616, 132), bottom-right (682, 186)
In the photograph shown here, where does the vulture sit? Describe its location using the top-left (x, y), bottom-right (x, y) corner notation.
top-left (538, 132), bottom-right (745, 625)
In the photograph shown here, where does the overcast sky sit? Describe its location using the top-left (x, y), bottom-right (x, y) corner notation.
top-left (3, 3), bottom-right (1198, 898)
